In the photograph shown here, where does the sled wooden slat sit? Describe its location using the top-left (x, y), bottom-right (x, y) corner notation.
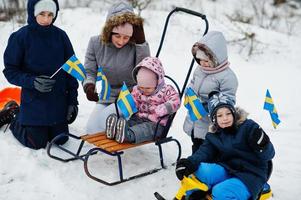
top-left (105, 141), bottom-right (152, 152)
top-left (80, 132), bottom-right (151, 153)
top-left (81, 132), bottom-right (105, 143)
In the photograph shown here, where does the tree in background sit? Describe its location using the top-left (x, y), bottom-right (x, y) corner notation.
top-left (0, 0), bottom-right (26, 23)
top-left (127, 0), bottom-right (153, 16)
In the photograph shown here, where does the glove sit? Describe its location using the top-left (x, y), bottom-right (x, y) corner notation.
top-left (132, 25), bottom-right (146, 44)
top-left (175, 158), bottom-right (197, 180)
top-left (66, 105), bottom-right (78, 124)
top-left (84, 83), bottom-right (99, 102)
top-left (250, 127), bottom-right (270, 152)
top-left (155, 104), bottom-right (168, 117)
top-left (34, 75), bottom-right (56, 93)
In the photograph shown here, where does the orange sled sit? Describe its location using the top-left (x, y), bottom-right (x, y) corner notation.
top-left (0, 87), bottom-right (21, 110)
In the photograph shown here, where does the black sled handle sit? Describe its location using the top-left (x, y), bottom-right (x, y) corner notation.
top-left (156, 7), bottom-right (209, 58)
top-left (155, 7), bottom-right (209, 99)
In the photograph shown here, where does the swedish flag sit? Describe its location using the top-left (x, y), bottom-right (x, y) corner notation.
top-left (263, 89), bottom-right (281, 129)
top-left (97, 67), bottom-right (111, 100)
top-left (184, 87), bottom-right (208, 122)
top-left (117, 83), bottom-right (137, 119)
top-left (62, 55), bottom-right (86, 81)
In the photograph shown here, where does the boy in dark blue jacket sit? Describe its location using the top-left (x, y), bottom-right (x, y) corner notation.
top-left (175, 92), bottom-right (275, 200)
top-left (2, 0), bottom-right (79, 149)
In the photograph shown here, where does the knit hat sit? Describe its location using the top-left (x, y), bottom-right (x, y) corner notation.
top-left (34, 0), bottom-right (57, 17)
top-left (112, 22), bottom-right (133, 37)
top-left (207, 91), bottom-right (235, 123)
top-left (136, 67), bottom-right (158, 88)
top-left (106, 1), bottom-right (134, 21)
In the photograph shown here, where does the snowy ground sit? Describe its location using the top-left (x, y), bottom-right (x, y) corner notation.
top-left (1, 1), bottom-right (301, 199)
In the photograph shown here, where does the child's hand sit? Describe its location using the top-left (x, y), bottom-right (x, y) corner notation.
top-left (155, 104), bottom-right (167, 117)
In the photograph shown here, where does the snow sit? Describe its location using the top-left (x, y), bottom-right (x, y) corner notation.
top-left (1, 1), bottom-right (301, 199)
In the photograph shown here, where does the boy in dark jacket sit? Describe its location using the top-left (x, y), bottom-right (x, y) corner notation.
top-left (2, 0), bottom-right (79, 149)
top-left (175, 92), bottom-right (275, 200)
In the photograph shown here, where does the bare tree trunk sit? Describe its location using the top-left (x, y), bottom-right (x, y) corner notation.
top-left (274, 0), bottom-right (286, 6)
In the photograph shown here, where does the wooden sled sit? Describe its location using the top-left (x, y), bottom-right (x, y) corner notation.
top-left (48, 130), bottom-right (181, 185)
top-left (47, 7), bottom-right (209, 185)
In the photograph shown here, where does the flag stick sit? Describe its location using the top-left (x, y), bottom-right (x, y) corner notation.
top-left (50, 66), bottom-right (62, 79)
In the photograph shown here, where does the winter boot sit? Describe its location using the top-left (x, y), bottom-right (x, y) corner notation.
top-left (188, 190), bottom-right (210, 200)
top-left (259, 182), bottom-right (272, 199)
top-left (115, 117), bottom-right (134, 143)
top-left (105, 113), bottom-right (118, 139)
top-left (0, 100), bottom-right (19, 128)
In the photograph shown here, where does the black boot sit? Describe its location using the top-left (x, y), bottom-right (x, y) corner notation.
top-left (0, 101), bottom-right (20, 128)
top-left (188, 190), bottom-right (209, 200)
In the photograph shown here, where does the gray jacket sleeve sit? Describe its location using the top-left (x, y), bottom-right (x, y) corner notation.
top-left (219, 68), bottom-right (238, 104)
top-left (83, 36), bottom-right (98, 87)
top-left (135, 42), bottom-right (150, 66)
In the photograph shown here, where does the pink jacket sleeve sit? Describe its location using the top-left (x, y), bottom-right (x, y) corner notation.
top-left (131, 86), bottom-right (140, 108)
top-left (155, 85), bottom-right (181, 117)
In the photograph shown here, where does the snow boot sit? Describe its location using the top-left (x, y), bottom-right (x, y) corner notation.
top-left (115, 117), bottom-right (134, 143)
top-left (188, 190), bottom-right (210, 200)
top-left (0, 100), bottom-right (19, 128)
top-left (105, 113), bottom-right (118, 139)
top-left (259, 182), bottom-right (272, 200)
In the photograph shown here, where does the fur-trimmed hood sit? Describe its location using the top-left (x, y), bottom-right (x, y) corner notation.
top-left (209, 107), bottom-right (249, 132)
top-left (192, 31), bottom-right (228, 68)
top-left (101, 2), bottom-right (144, 44)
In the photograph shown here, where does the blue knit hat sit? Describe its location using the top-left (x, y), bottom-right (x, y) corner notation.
top-left (208, 91), bottom-right (235, 123)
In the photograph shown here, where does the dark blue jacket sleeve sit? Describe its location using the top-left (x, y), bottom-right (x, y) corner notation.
top-left (187, 138), bottom-right (218, 168)
top-left (3, 32), bottom-right (35, 89)
top-left (62, 31), bottom-right (79, 106)
top-left (248, 128), bottom-right (275, 161)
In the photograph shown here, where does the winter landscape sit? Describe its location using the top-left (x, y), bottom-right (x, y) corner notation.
top-left (1, 0), bottom-right (301, 199)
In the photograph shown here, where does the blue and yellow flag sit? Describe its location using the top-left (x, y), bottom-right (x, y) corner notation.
top-left (117, 83), bottom-right (137, 119)
top-left (184, 87), bottom-right (208, 122)
top-left (97, 67), bottom-right (111, 101)
top-left (62, 55), bottom-right (86, 81)
top-left (263, 89), bottom-right (281, 129)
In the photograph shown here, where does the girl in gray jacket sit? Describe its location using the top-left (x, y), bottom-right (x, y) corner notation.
top-left (183, 31), bottom-right (238, 153)
top-left (82, 1), bottom-right (150, 134)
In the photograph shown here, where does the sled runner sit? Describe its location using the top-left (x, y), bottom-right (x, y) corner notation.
top-left (47, 7), bottom-right (209, 185)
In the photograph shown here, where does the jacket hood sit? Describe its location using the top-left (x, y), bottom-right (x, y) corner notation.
top-left (132, 57), bottom-right (165, 87)
top-left (192, 31), bottom-right (228, 66)
top-left (209, 107), bottom-right (248, 132)
top-left (27, 0), bottom-right (59, 25)
top-left (101, 1), bottom-right (143, 43)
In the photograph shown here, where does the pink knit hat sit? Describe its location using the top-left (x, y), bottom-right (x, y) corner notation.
top-left (136, 67), bottom-right (158, 88)
top-left (112, 22), bottom-right (133, 37)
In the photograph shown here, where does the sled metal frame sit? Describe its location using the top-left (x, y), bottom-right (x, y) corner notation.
top-left (47, 7), bottom-right (209, 185)
top-left (47, 132), bottom-right (181, 186)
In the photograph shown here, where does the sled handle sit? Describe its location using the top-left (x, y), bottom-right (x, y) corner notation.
top-left (174, 7), bottom-right (207, 19)
top-left (155, 7), bottom-right (209, 57)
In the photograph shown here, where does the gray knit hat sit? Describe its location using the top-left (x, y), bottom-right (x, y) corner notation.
top-left (34, 0), bottom-right (57, 17)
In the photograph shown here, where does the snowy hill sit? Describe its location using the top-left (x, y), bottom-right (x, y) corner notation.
top-left (1, 1), bottom-right (301, 199)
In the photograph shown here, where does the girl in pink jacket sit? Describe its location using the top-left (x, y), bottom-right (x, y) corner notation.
top-left (106, 57), bottom-right (181, 144)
